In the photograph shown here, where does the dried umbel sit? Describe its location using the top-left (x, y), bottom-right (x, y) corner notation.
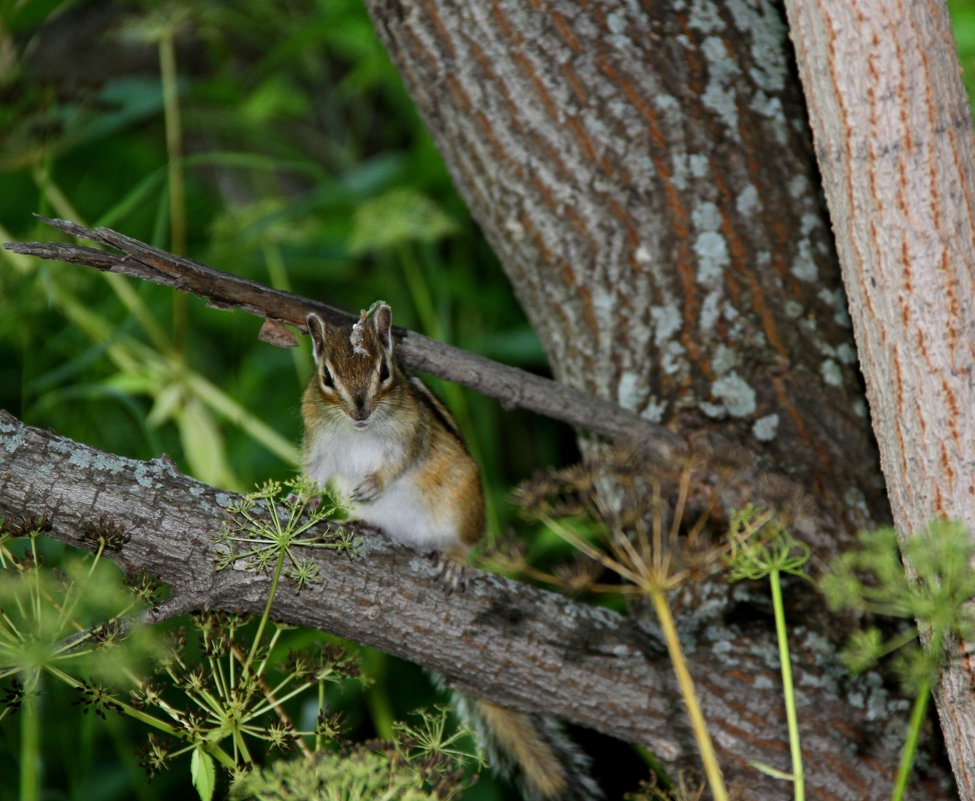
top-left (512, 452), bottom-right (757, 801)
top-left (512, 452), bottom-right (731, 596)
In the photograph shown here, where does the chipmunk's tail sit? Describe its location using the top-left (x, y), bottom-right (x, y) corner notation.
top-left (453, 694), bottom-right (604, 801)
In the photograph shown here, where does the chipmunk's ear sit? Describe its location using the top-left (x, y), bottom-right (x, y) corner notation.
top-left (371, 302), bottom-right (393, 357)
top-left (306, 313), bottom-right (329, 364)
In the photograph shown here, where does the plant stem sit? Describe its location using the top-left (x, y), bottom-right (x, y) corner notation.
top-left (769, 569), bottom-right (804, 801)
top-left (159, 26), bottom-right (187, 348)
top-left (316, 679), bottom-right (326, 752)
top-left (361, 649), bottom-right (395, 740)
top-left (185, 372), bottom-right (301, 466)
top-left (20, 683), bottom-right (40, 801)
top-left (891, 624), bottom-right (942, 801)
top-left (649, 589), bottom-right (729, 801)
top-left (262, 241), bottom-right (308, 388)
top-left (245, 546), bottom-right (287, 674)
top-left (890, 675), bottom-right (930, 801)
top-left (33, 173), bottom-right (171, 353)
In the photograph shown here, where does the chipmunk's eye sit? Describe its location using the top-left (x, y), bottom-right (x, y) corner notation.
top-left (321, 365), bottom-right (335, 389)
top-left (378, 359), bottom-right (390, 384)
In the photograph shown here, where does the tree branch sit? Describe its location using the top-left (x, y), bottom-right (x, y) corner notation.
top-left (3, 218), bottom-right (860, 558)
top-left (4, 216), bottom-right (683, 462)
top-left (0, 410), bottom-right (949, 800)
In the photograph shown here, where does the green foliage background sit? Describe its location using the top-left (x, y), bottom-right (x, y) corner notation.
top-left (0, 2), bottom-right (570, 798)
top-left (1, 2), bottom-right (975, 799)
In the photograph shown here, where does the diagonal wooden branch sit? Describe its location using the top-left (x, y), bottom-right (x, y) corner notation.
top-left (3, 218), bottom-right (855, 549)
top-left (0, 409), bottom-right (948, 800)
top-left (4, 216), bottom-right (683, 462)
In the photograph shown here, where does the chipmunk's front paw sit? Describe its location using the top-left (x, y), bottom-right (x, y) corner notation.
top-left (350, 474), bottom-right (381, 503)
top-left (432, 552), bottom-right (469, 594)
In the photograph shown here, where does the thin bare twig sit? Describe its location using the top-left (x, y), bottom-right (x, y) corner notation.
top-left (4, 216), bottom-right (684, 463)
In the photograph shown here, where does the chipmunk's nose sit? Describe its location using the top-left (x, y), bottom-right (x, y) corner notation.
top-left (350, 396), bottom-right (370, 422)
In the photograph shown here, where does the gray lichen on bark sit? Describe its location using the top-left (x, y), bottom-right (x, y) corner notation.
top-left (367, 0), bottom-right (887, 546)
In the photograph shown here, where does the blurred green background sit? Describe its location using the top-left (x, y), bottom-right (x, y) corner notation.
top-left (1, 1), bottom-right (974, 799)
top-left (0, 2), bottom-right (577, 799)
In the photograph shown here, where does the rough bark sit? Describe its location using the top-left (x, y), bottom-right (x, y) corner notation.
top-left (7, 220), bottom-right (863, 545)
top-left (365, 0), bottom-right (889, 558)
top-left (0, 410), bottom-right (949, 800)
top-left (357, 0), bottom-right (936, 794)
top-left (784, 1), bottom-right (975, 796)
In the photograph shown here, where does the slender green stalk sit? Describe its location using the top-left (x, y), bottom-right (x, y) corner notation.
top-left (315, 680), bottom-right (326, 751)
top-left (158, 26), bottom-right (187, 348)
top-left (397, 243), bottom-right (498, 536)
top-left (121, 700), bottom-right (241, 771)
top-left (649, 589), bottom-right (729, 801)
top-left (256, 625), bottom-right (284, 680)
top-left (261, 241), bottom-right (307, 387)
top-left (249, 681), bottom-right (315, 718)
top-left (890, 678), bottom-right (930, 801)
top-left (244, 547), bottom-right (287, 674)
top-left (33, 174), bottom-right (171, 352)
top-left (32, 175), bottom-right (300, 469)
top-left (891, 623), bottom-right (943, 801)
top-left (29, 537), bottom-right (42, 625)
top-left (232, 725), bottom-right (254, 765)
top-left (158, 29), bottom-right (185, 255)
top-left (20, 685), bottom-right (40, 801)
top-left (398, 244), bottom-right (438, 338)
top-left (361, 650), bottom-right (395, 740)
top-left (769, 570), bottom-right (804, 801)
top-left (184, 372), bottom-right (301, 466)
top-left (103, 714), bottom-right (156, 801)
top-left (54, 542), bottom-right (106, 634)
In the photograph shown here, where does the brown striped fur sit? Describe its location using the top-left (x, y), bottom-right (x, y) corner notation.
top-left (303, 303), bottom-right (599, 800)
top-left (302, 301), bottom-right (484, 553)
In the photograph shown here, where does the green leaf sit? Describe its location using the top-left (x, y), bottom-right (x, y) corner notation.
top-left (147, 382), bottom-right (185, 428)
top-left (748, 760), bottom-right (794, 781)
top-left (240, 74), bottom-right (310, 125)
top-left (103, 370), bottom-right (161, 395)
top-left (177, 397), bottom-right (239, 489)
top-left (348, 188), bottom-right (457, 254)
top-left (191, 747), bottom-right (216, 801)
top-left (840, 627), bottom-right (885, 673)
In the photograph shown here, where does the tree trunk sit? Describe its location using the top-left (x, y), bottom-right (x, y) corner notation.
top-left (785, 1), bottom-right (975, 796)
top-left (367, 0), bottom-right (888, 558)
top-left (362, 0), bottom-right (920, 792)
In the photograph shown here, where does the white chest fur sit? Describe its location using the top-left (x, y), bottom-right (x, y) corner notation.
top-left (304, 428), bottom-right (400, 494)
top-left (304, 426), bottom-right (459, 552)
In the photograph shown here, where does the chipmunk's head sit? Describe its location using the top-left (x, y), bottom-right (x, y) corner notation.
top-left (306, 302), bottom-right (396, 430)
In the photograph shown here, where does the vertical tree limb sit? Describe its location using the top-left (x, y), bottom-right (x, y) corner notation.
top-left (785, 1), bottom-right (975, 795)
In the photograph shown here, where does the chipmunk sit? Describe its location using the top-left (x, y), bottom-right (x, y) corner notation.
top-left (301, 301), bottom-right (602, 801)
top-left (301, 301), bottom-right (483, 570)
